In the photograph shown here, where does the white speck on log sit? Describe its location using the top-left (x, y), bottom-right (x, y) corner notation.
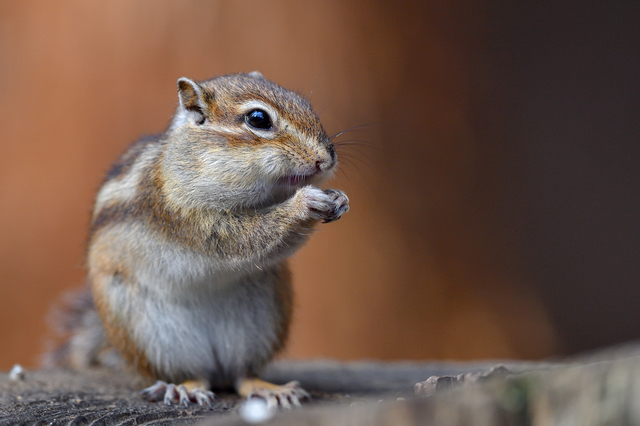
top-left (9, 364), bottom-right (25, 381)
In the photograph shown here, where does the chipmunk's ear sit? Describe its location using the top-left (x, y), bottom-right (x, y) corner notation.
top-left (177, 78), bottom-right (209, 125)
top-left (248, 71), bottom-right (265, 79)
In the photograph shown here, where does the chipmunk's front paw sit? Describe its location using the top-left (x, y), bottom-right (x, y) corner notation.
top-left (320, 189), bottom-right (349, 223)
top-left (297, 186), bottom-right (349, 223)
top-left (140, 380), bottom-right (215, 407)
top-left (237, 378), bottom-right (310, 409)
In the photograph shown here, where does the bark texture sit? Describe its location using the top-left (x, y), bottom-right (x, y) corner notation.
top-left (2, 347), bottom-right (639, 425)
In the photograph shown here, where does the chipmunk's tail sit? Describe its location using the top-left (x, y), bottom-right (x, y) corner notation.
top-left (42, 285), bottom-right (123, 369)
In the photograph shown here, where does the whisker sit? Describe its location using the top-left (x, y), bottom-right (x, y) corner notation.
top-left (329, 122), bottom-right (384, 141)
top-left (336, 159), bottom-right (373, 192)
top-left (333, 139), bottom-right (383, 151)
top-left (334, 143), bottom-right (383, 162)
top-left (336, 152), bottom-right (374, 165)
top-left (333, 138), bottom-right (377, 145)
top-left (309, 71), bottom-right (321, 103)
top-left (336, 165), bottom-right (355, 192)
top-left (316, 101), bottom-right (331, 117)
top-left (338, 156), bottom-right (368, 179)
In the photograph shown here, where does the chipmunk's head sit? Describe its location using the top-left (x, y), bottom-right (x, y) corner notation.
top-left (162, 72), bottom-right (336, 210)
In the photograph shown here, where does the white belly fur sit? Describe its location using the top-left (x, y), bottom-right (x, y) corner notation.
top-left (101, 229), bottom-right (286, 388)
top-left (133, 269), bottom-right (283, 387)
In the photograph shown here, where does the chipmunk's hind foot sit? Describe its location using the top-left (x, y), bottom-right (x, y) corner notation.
top-left (140, 379), bottom-right (215, 407)
top-left (237, 377), bottom-right (309, 409)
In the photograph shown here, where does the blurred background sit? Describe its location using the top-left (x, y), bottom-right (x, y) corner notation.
top-left (1, 1), bottom-right (639, 370)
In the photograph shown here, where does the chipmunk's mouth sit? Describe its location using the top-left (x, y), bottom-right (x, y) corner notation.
top-left (276, 155), bottom-right (335, 188)
top-left (278, 170), bottom-right (321, 187)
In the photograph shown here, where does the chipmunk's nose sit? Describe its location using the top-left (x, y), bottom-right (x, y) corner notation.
top-left (311, 136), bottom-right (336, 172)
top-left (327, 142), bottom-right (337, 162)
top-left (316, 139), bottom-right (336, 170)
top-left (316, 154), bottom-right (335, 172)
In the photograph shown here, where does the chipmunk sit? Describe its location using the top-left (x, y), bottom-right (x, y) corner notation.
top-left (46, 72), bottom-right (349, 408)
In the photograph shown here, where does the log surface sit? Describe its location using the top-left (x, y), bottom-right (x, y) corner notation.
top-left (1, 346), bottom-right (639, 425)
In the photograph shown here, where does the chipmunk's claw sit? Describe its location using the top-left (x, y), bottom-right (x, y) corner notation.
top-left (140, 380), bottom-right (215, 407)
top-left (242, 379), bottom-right (310, 410)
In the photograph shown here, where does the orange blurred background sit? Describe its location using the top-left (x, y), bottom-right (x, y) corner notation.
top-left (1, 1), bottom-right (640, 370)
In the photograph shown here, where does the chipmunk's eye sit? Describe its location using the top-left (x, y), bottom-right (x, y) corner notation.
top-left (245, 109), bottom-right (273, 130)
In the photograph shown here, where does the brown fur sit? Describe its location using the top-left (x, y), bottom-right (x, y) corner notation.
top-left (47, 73), bottom-right (349, 403)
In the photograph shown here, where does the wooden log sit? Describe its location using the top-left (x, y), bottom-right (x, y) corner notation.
top-left (1, 346), bottom-right (639, 425)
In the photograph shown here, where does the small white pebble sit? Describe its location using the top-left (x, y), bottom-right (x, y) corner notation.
top-left (9, 364), bottom-right (25, 381)
top-left (397, 397), bottom-right (405, 401)
top-left (240, 398), bottom-right (275, 424)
